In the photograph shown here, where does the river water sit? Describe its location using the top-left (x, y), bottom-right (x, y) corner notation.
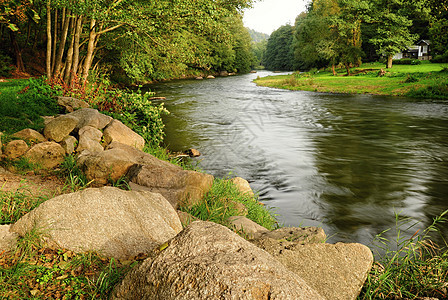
top-left (149, 71), bottom-right (448, 247)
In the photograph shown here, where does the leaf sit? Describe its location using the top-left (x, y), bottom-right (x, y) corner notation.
top-left (159, 242), bottom-right (169, 251)
top-left (8, 23), bottom-right (19, 32)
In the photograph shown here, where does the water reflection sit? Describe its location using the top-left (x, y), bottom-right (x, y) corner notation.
top-left (148, 72), bottom-right (448, 246)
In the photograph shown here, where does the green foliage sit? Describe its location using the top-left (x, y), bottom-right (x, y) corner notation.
top-left (58, 155), bottom-right (92, 192)
top-left (99, 89), bottom-right (169, 147)
top-left (393, 59), bottom-right (422, 65)
top-left (181, 178), bottom-right (278, 231)
top-left (359, 210), bottom-right (448, 299)
top-left (0, 78), bottom-right (60, 134)
top-left (407, 82), bottom-right (448, 99)
top-left (0, 52), bottom-right (14, 77)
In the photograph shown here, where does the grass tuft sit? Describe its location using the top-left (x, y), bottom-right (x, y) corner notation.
top-left (180, 178), bottom-right (278, 231)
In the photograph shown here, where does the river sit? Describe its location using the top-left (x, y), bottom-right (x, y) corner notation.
top-left (148, 71), bottom-right (448, 247)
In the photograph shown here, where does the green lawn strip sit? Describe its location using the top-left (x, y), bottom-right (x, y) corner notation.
top-left (255, 62), bottom-right (448, 98)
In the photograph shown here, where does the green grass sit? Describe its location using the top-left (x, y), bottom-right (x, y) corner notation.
top-left (180, 178), bottom-right (278, 231)
top-left (0, 78), bottom-right (61, 134)
top-left (0, 189), bottom-right (49, 225)
top-left (359, 211), bottom-right (448, 299)
top-left (255, 62), bottom-right (448, 99)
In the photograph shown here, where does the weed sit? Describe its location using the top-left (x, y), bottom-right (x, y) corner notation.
top-left (58, 155), bottom-right (92, 192)
top-left (0, 189), bottom-right (48, 225)
top-left (359, 210), bottom-right (448, 299)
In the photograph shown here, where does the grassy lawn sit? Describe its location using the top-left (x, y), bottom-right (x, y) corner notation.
top-left (255, 62), bottom-right (448, 99)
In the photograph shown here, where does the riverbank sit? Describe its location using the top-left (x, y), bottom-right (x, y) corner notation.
top-left (254, 62), bottom-right (448, 99)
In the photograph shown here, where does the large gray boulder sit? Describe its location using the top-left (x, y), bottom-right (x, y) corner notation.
top-left (68, 108), bottom-right (112, 131)
top-left (44, 114), bottom-right (79, 142)
top-left (228, 216), bottom-right (268, 237)
top-left (23, 141), bottom-right (65, 169)
top-left (10, 187), bottom-right (182, 260)
top-left (111, 221), bottom-right (324, 300)
top-left (103, 119), bottom-right (145, 150)
top-left (253, 229), bottom-right (373, 300)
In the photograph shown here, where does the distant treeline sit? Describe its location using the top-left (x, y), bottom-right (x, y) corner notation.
top-left (262, 0), bottom-right (448, 71)
top-left (0, 0), bottom-right (259, 83)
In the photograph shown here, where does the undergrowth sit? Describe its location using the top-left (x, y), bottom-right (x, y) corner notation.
top-left (0, 188), bottom-right (48, 225)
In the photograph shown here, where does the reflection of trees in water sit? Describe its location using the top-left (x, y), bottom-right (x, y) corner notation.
top-left (312, 98), bottom-right (448, 244)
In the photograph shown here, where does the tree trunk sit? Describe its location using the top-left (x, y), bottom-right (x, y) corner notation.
top-left (345, 63), bottom-right (351, 76)
top-left (46, 0), bottom-right (52, 78)
top-left (51, 8), bottom-right (57, 74)
top-left (82, 18), bottom-right (97, 84)
top-left (386, 55), bottom-right (393, 69)
top-left (54, 11), bottom-right (71, 77)
top-left (64, 20), bottom-right (76, 83)
top-left (332, 64), bottom-right (336, 76)
top-left (10, 31), bottom-right (25, 72)
top-left (70, 15), bottom-right (83, 83)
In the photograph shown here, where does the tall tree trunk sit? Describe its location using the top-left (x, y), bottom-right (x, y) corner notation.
top-left (10, 31), bottom-right (25, 72)
top-left (51, 8), bottom-right (57, 74)
top-left (82, 18), bottom-right (97, 84)
top-left (64, 20), bottom-right (75, 83)
top-left (332, 64), bottom-right (336, 76)
top-left (386, 55), bottom-right (393, 69)
top-left (46, 0), bottom-right (52, 78)
top-left (345, 63), bottom-right (351, 76)
top-left (54, 11), bottom-right (71, 77)
top-left (70, 15), bottom-right (83, 83)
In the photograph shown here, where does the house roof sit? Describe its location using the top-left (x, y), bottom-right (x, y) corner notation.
top-left (417, 39), bottom-right (431, 45)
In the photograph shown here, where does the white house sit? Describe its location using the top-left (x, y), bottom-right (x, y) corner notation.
top-left (393, 40), bottom-right (431, 60)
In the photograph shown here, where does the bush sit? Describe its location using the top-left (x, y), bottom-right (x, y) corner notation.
top-left (98, 89), bottom-right (169, 147)
top-left (431, 54), bottom-right (448, 63)
top-left (407, 82), bottom-right (448, 100)
top-left (0, 53), bottom-right (14, 77)
top-left (393, 59), bottom-right (422, 65)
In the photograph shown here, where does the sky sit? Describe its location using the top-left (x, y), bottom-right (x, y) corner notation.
top-left (243, 0), bottom-right (309, 35)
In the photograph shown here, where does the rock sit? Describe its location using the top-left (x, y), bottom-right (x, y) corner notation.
top-left (219, 71), bottom-right (229, 77)
top-left (228, 216), bottom-right (268, 237)
top-left (250, 70), bottom-right (257, 73)
top-left (44, 115), bottom-right (79, 142)
top-left (60, 135), bottom-right (77, 155)
top-left (41, 115), bottom-right (55, 126)
top-left (103, 119), bottom-right (145, 150)
top-left (230, 177), bottom-right (255, 197)
top-left (4, 140), bottom-right (29, 160)
top-left (184, 148), bottom-right (201, 157)
top-left (127, 164), bottom-right (213, 209)
top-left (267, 243), bottom-right (374, 300)
top-left (228, 72), bottom-right (236, 76)
top-left (57, 96), bottom-right (90, 113)
top-left (111, 221), bottom-right (324, 300)
top-left (10, 187), bottom-right (183, 260)
top-left (77, 147), bottom-right (137, 185)
top-left (176, 210), bottom-right (198, 227)
top-left (68, 108), bottom-right (112, 131)
top-left (229, 200), bottom-right (248, 216)
top-left (76, 126), bottom-right (103, 154)
top-left (12, 129), bottom-right (46, 144)
top-left (23, 141), bottom-right (65, 169)
top-left (195, 76), bottom-right (203, 80)
top-left (0, 225), bottom-right (18, 252)
top-left (206, 75), bottom-right (215, 79)
top-left (250, 227), bottom-right (327, 252)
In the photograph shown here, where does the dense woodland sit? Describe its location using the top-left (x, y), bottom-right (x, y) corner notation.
top-left (0, 0), bottom-right (259, 84)
top-left (263, 0), bottom-right (448, 72)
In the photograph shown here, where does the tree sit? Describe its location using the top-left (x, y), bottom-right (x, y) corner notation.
top-left (369, 0), bottom-right (419, 69)
top-left (263, 24), bottom-right (294, 71)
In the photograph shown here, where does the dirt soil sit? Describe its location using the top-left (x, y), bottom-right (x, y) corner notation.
top-left (0, 166), bottom-right (68, 199)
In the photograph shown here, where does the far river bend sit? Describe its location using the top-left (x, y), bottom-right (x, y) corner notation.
top-left (148, 71), bottom-right (448, 247)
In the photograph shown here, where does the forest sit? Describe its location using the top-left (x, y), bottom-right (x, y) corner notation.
top-left (0, 0), bottom-right (258, 84)
top-left (263, 0), bottom-right (448, 71)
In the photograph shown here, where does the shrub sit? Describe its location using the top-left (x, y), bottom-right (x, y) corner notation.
top-left (431, 54), bottom-right (448, 63)
top-left (393, 59), bottom-right (422, 65)
top-left (0, 53), bottom-right (14, 77)
top-left (407, 82), bottom-right (448, 100)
